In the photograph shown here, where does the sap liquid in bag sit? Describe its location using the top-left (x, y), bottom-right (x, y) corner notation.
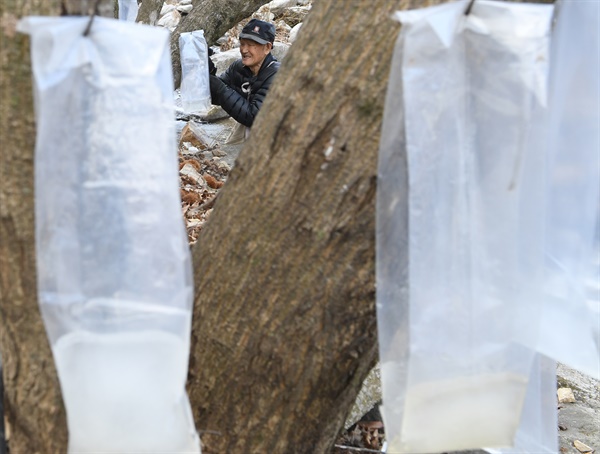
top-left (377, 1), bottom-right (554, 452)
top-left (179, 30), bottom-right (212, 115)
top-left (19, 16), bottom-right (201, 454)
top-left (486, 353), bottom-right (558, 454)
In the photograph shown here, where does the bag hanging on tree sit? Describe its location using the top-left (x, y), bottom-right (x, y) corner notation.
top-left (18, 16), bottom-right (201, 454)
top-left (377, 1), bottom-right (554, 452)
top-left (119, 0), bottom-right (139, 21)
top-left (179, 30), bottom-right (212, 115)
top-left (489, 4), bottom-right (600, 451)
top-left (536, 0), bottom-right (600, 380)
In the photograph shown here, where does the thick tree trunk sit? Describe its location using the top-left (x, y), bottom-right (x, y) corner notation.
top-left (0, 3), bottom-right (66, 451)
top-left (0, 2), bottom-right (111, 452)
top-left (169, 0), bottom-right (271, 87)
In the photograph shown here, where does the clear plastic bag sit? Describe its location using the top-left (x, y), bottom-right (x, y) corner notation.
top-left (492, 10), bottom-right (600, 453)
top-left (118, 0), bottom-right (139, 22)
top-left (536, 0), bottom-right (600, 379)
top-left (377, 1), bottom-right (554, 452)
top-left (18, 16), bottom-right (200, 454)
top-left (179, 30), bottom-right (212, 115)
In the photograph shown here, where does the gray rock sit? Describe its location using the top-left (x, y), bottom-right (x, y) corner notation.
top-left (180, 163), bottom-right (206, 188)
top-left (202, 106), bottom-right (230, 123)
top-left (212, 48), bottom-right (241, 75)
top-left (272, 42), bottom-right (291, 62)
top-left (160, 3), bottom-right (176, 15)
top-left (157, 10), bottom-right (180, 31)
top-left (176, 4), bottom-right (193, 14)
top-left (345, 365), bottom-right (382, 429)
top-left (289, 23), bottom-right (302, 43)
top-left (276, 19), bottom-right (291, 34)
top-left (262, 0), bottom-right (298, 15)
top-left (276, 6), bottom-right (310, 27)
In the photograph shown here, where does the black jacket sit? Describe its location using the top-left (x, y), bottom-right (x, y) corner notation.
top-left (211, 53), bottom-right (280, 127)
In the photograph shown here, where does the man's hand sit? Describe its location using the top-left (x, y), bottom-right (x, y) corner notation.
top-left (207, 48), bottom-right (216, 76)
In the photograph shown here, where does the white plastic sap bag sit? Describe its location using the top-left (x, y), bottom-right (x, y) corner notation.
top-left (19, 16), bottom-right (200, 454)
top-left (536, 0), bottom-right (600, 379)
top-left (119, 0), bottom-right (139, 21)
top-left (179, 30), bottom-right (212, 114)
top-left (377, 1), bottom-right (554, 452)
top-left (491, 9), bottom-right (600, 451)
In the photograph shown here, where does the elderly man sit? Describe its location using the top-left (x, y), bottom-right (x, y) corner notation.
top-left (209, 19), bottom-right (280, 137)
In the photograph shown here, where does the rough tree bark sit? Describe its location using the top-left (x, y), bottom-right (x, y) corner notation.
top-left (169, 0), bottom-right (271, 88)
top-left (0, 2), bottom-right (111, 452)
top-left (135, 0), bottom-right (163, 25)
top-left (0, 5), bottom-right (57, 450)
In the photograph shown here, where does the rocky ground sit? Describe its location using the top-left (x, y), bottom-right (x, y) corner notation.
top-left (175, 113), bottom-right (241, 244)
top-left (556, 364), bottom-right (599, 454)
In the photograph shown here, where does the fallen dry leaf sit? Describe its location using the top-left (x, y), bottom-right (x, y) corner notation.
top-left (178, 136), bottom-right (231, 244)
top-left (204, 174), bottom-right (224, 189)
top-left (186, 218), bottom-right (203, 229)
top-left (557, 387), bottom-right (576, 403)
top-left (574, 440), bottom-right (594, 453)
top-left (181, 191), bottom-right (201, 205)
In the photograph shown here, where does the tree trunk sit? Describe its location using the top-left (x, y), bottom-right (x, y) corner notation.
top-left (0, 2), bottom-right (111, 452)
top-left (169, 0), bottom-right (271, 88)
top-left (136, 0), bottom-right (162, 25)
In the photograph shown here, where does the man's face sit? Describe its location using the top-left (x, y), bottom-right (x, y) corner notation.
top-left (239, 38), bottom-right (271, 74)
